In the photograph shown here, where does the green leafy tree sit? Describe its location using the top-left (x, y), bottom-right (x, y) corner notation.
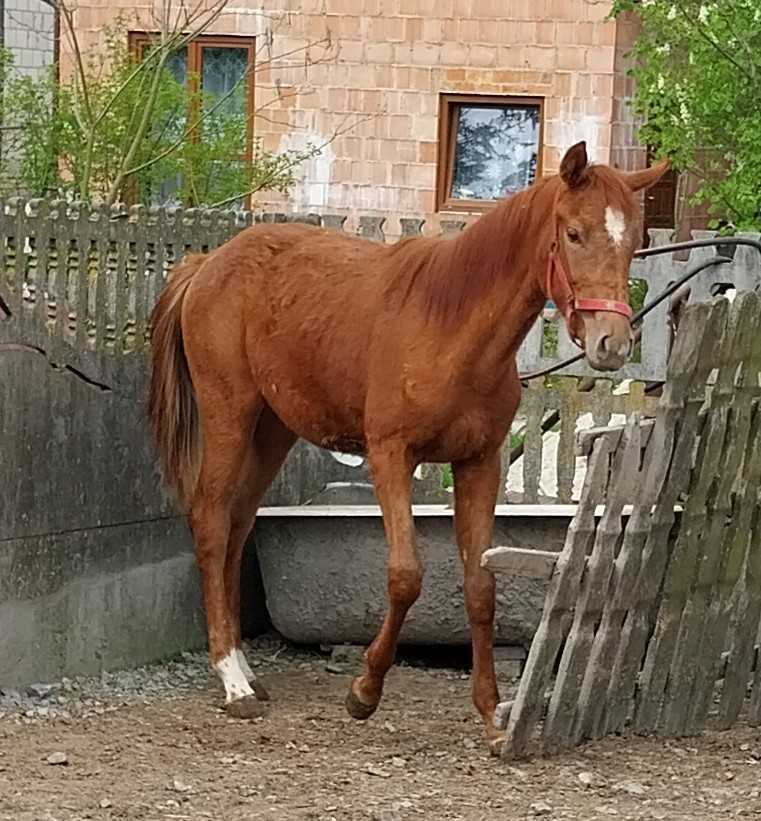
top-left (612, 0), bottom-right (761, 230)
top-left (0, 1), bottom-right (350, 208)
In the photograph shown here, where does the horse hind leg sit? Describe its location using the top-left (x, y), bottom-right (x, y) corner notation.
top-left (189, 392), bottom-right (266, 718)
top-left (224, 407), bottom-right (297, 702)
top-left (453, 449), bottom-right (504, 755)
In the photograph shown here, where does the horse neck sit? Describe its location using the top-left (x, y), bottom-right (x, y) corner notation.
top-left (444, 177), bottom-right (558, 360)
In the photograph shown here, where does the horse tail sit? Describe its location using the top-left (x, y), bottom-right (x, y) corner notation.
top-left (148, 253), bottom-right (206, 509)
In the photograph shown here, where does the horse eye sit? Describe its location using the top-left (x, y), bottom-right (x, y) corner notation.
top-left (567, 228), bottom-right (581, 244)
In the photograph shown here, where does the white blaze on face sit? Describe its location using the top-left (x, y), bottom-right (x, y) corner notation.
top-left (214, 649), bottom-right (254, 703)
top-left (605, 206), bottom-right (627, 247)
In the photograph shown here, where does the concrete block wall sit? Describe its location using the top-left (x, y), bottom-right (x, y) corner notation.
top-left (59, 0), bottom-right (643, 227)
top-left (4, 0), bottom-right (55, 76)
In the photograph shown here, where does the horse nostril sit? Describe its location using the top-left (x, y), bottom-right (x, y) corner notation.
top-left (596, 333), bottom-right (612, 358)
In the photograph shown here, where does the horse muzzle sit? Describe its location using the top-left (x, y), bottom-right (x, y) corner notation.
top-left (581, 312), bottom-right (634, 371)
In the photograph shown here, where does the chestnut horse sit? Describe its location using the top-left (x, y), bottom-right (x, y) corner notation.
top-left (148, 142), bottom-right (668, 754)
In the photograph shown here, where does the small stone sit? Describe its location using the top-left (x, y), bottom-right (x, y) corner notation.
top-left (325, 645), bottom-right (364, 674)
top-left (725, 771), bottom-right (735, 781)
top-left (578, 771), bottom-right (595, 788)
top-left (364, 765), bottom-right (391, 778)
top-left (614, 781), bottom-right (647, 797)
top-left (391, 757), bottom-right (406, 768)
top-left (171, 777), bottom-right (191, 793)
top-left (740, 743), bottom-right (750, 752)
top-left (530, 801), bottom-right (552, 816)
top-left (28, 683), bottom-right (55, 699)
top-left (99, 799), bottom-right (112, 809)
top-left (383, 721), bottom-right (397, 734)
top-left (46, 751), bottom-right (68, 766)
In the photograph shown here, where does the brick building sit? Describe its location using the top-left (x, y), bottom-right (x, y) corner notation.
top-left (3, 0), bottom-right (56, 78)
top-left (61, 1), bottom-right (678, 233)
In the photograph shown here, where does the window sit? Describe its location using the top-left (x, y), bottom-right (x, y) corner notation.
top-left (437, 94), bottom-right (544, 212)
top-left (129, 33), bottom-right (255, 206)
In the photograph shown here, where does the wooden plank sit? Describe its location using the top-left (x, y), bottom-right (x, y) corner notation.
top-left (577, 418), bottom-right (656, 457)
top-left (521, 382), bottom-right (545, 504)
top-left (28, 200), bottom-right (48, 336)
top-left (578, 412), bottom-right (677, 742)
top-left (600, 302), bottom-right (718, 735)
top-left (716, 403), bottom-right (761, 726)
top-left (542, 416), bottom-right (641, 754)
top-left (73, 204), bottom-right (90, 349)
top-left (130, 205), bottom-right (148, 353)
top-left (503, 435), bottom-right (612, 759)
top-left (556, 376), bottom-right (582, 503)
top-left (92, 205), bottom-right (109, 353)
top-left (481, 546), bottom-right (558, 580)
top-left (634, 301), bottom-right (732, 735)
top-left (747, 581), bottom-right (761, 725)
top-left (685, 294), bottom-right (761, 733)
top-left (602, 407), bottom-right (704, 734)
top-left (659, 295), bottom-right (754, 736)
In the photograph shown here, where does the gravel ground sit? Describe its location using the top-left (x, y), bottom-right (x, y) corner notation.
top-left (1, 634), bottom-right (761, 821)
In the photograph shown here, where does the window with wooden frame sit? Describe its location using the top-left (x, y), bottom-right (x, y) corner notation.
top-left (129, 32), bottom-right (256, 206)
top-left (437, 93), bottom-right (544, 213)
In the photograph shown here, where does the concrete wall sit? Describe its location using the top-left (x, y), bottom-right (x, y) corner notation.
top-left (4, 0), bottom-right (55, 77)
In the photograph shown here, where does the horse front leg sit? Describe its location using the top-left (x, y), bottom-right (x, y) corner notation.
top-left (453, 448), bottom-right (504, 755)
top-left (346, 440), bottom-right (421, 720)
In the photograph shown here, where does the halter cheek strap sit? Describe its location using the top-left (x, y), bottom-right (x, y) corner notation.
top-left (545, 242), bottom-right (633, 347)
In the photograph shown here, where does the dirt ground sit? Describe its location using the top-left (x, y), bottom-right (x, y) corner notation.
top-left (1, 644), bottom-right (761, 821)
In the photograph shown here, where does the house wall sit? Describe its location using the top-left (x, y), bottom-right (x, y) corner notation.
top-left (4, 0), bottom-right (56, 77)
top-left (60, 1), bottom-right (643, 227)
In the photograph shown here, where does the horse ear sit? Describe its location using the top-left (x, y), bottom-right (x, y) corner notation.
top-left (622, 158), bottom-right (671, 192)
top-left (560, 141), bottom-right (589, 189)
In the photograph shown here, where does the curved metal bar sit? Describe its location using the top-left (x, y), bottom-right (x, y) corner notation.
top-left (519, 254), bottom-right (733, 383)
top-left (634, 235), bottom-right (761, 259)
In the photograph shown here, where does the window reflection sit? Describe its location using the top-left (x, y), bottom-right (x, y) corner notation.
top-left (451, 104), bottom-right (540, 201)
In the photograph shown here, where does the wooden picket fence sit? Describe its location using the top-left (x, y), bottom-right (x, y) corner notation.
top-left (487, 292), bottom-right (761, 757)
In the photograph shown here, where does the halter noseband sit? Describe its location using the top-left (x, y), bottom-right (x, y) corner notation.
top-left (545, 234), bottom-right (633, 348)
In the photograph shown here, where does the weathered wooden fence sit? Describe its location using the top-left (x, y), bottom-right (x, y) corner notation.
top-left (2, 198), bottom-right (759, 504)
top-left (486, 293), bottom-right (761, 757)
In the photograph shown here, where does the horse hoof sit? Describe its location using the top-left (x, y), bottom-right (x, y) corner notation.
top-left (345, 687), bottom-right (378, 721)
top-left (488, 734), bottom-right (506, 758)
top-left (252, 680), bottom-right (270, 702)
top-left (226, 694), bottom-right (266, 720)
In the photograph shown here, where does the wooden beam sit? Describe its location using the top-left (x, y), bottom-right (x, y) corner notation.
top-left (576, 418), bottom-right (655, 457)
top-left (481, 546), bottom-right (558, 580)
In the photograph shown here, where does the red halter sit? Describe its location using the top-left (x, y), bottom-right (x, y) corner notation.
top-left (545, 239), bottom-right (633, 347)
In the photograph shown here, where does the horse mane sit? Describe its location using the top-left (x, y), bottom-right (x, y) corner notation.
top-left (390, 165), bottom-right (635, 326)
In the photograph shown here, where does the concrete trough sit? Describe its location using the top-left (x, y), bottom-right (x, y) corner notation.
top-left (253, 504), bottom-right (580, 648)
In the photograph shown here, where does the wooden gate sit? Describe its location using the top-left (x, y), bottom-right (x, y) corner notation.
top-left (486, 292), bottom-right (761, 758)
